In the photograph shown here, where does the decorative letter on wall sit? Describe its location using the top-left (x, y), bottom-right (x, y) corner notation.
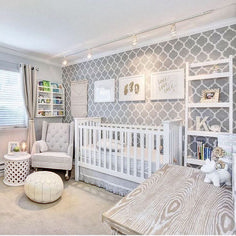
top-left (119, 75), bottom-right (145, 102)
top-left (150, 69), bottom-right (184, 100)
top-left (94, 79), bottom-right (115, 103)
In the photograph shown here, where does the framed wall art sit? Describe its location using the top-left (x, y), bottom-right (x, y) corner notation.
top-left (94, 79), bottom-right (115, 103)
top-left (150, 69), bottom-right (184, 100)
top-left (119, 75), bottom-right (145, 102)
top-left (200, 88), bottom-right (220, 103)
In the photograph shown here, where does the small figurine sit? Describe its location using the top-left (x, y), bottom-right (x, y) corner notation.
top-left (201, 159), bottom-right (231, 187)
top-left (211, 146), bottom-right (226, 162)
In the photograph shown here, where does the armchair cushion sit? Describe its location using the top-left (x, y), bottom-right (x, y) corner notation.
top-left (38, 140), bottom-right (48, 152)
top-left (32, 152), bottom-right (72, 170)
top-left (46, 123), bottom-right (70, 152)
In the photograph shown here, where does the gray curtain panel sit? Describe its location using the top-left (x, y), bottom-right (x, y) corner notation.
top-left (20, 64), bottom-right (37, 153)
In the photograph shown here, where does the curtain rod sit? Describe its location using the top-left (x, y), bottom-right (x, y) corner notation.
top-left (19, 64), bottom-right (39, 71)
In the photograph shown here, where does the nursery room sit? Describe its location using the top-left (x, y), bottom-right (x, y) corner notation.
top-left (0, 0), bottom-right (236, 235)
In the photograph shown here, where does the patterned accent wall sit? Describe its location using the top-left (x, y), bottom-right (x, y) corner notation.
top-left (62, 24), bottom-right (236, 133)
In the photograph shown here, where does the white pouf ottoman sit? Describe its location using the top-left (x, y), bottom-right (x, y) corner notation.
top-left (24, 171), bottom-right (64, 203)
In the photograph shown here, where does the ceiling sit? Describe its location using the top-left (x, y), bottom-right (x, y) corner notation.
top-left (0, 0), bottom-right (235, 66)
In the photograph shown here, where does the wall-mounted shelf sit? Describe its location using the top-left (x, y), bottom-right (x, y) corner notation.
top-left (188, 72), bottom-right (230, 81)
top-left (184, 56), bottom-right (233, 166)
top-left (188, 102), bottom-right (230, 108)
top-left (36, 81), bottom-right (65, 118)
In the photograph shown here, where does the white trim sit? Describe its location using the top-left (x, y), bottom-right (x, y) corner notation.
top-left (67, 18), bottom-right (236, 66)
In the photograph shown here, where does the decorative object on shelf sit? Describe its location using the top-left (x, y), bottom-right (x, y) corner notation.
top-left (196, 137), bottom-right (212, 160)
top-left (200, 159), bottom-right (231, 187)
top-left (150, 69), bottom-right (184, 100)
top-left (209, 124), bottom-right (221, 132)
top-left (196, 116), bottom-right (209, 131)
top-left (20, 141), bottom-right (27, 152)
top-left (212, 146), bottom-right (226, 161)
top-left (8, 141), bottom-right (20, 154)
top-left (42, 80), bottom-right (51, 91)
top-left (94, 79), bottom-right (115, 103)
top-left (200, 88), bottom-right (220, 103)
top-left (119, 75), bottom-right (145, 101)
top-left (215, 160), bottom-right (226, 169)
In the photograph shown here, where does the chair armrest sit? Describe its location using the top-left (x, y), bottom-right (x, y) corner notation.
top-left (31, 140), bottom-right (42, 154)
top-left (67, 144), bottom-right (73, 157)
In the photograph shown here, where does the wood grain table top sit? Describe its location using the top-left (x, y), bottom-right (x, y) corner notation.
top-left (102, 164), bottom-right (234, 235)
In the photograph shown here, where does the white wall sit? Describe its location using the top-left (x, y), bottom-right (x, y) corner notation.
top-left (0, 51), bottom-right (62, 160)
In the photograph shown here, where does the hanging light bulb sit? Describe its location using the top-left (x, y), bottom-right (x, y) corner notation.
top-left (132, 35), bottom-right (137, 46)
top-left (170, 24), bottom-right (177, 37)
top-left (87, 49), bottom-right (92, 59)
top-left (62, 57), bottom-right (68, 66)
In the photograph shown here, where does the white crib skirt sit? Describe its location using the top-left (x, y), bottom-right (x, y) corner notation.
top-left (79, 144), bottom-right (164, 195)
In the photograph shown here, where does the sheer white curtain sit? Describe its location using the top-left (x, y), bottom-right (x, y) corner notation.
top-left (20, 64), bottom-right (37, 153)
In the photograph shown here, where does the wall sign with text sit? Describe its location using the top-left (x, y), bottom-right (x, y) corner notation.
top-left (150, 69), bottom-right (184, 100)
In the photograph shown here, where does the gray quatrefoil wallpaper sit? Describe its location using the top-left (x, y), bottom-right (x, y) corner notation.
top-left (62, 24), bottom-right (236, 134)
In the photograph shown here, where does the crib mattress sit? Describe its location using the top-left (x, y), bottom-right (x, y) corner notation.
top-left (80, 144), bottom-right (164, 177)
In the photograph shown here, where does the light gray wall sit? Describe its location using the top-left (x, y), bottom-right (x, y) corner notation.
top-left (0, 52), bottom-right (62, 159)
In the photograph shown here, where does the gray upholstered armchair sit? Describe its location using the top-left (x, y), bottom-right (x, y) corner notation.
top-left (31, 121), bottom-right (74, 180)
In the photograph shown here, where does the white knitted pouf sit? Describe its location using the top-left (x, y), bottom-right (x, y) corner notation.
top-left (24, 171), bottom-right (64, 203)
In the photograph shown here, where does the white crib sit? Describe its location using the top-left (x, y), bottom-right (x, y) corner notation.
top-left (74, 117), bottom-right (183, 195)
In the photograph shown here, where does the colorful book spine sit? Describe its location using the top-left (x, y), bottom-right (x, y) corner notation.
top-left (196, 142), bottom-right (212, 160)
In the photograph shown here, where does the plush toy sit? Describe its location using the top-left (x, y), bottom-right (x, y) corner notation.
top-left (200, 159), bottom-right (231, 187)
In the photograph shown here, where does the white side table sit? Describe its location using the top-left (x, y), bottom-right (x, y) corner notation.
top-left (3, 153), bottom-right (31, 186)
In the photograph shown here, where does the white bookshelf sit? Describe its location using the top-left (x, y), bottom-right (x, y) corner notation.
top-left (36, 82), bottom-right (65, 118)
top-left (184, 56), bottom-right (233, 166)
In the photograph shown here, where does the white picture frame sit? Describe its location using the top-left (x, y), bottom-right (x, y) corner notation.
top-left (8, 141), bottom-right (20, 154)
top-left (94, 79), bottom-right (115, 103)
top-left (150, 69), bottom-right (184, 100)
top-left (119, 75), bottom-right (145, 102)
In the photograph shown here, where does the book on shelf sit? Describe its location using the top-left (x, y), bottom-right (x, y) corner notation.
top-left (196, 140), bottom-right (212, 160)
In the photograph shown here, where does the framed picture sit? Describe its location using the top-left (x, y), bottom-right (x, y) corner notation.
top-left (94, 79), bottom-right (115, 103)
top-left (200, 89), bottom-right (220, 103)
top-left (8, 141), bottom-right (20, 154)
top-left (119, 75), bottom-right (145, 101)
top-left (150, 69), bottom-right (184, 100)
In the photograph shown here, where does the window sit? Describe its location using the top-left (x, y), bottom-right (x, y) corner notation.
top-left (0, 69), bottom-right (27, 127)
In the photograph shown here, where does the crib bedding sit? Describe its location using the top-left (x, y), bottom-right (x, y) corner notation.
top-left (80, 144), bottom-right (164, 177)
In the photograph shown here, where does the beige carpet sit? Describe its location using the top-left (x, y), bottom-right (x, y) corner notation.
top-left (0, 170), bottom-right (122, 235)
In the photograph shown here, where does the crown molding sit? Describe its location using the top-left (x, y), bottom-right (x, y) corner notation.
top-left (0, 44), bottom-right (61, 67)
top-left (66, 17), bottom-right (236, 66)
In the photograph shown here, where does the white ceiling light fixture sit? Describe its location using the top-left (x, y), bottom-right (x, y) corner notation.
top-left (62, 57), bottom-right (68, 66)
top-left (87, 49), bottom-right (92, 59)
top-left (170, 24), bottom-right (177, 37)
top-left (132, 35), bottom-right (137, 46)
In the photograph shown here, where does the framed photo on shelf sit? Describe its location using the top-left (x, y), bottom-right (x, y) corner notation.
top-left (200, 88), bottom-right (220, 103)
top-left (119, 75), bottom-right (145, 102)
top-left (8, 141), bottom-right (20, 154)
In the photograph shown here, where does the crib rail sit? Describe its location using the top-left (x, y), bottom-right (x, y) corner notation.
top-left (74, 118), bottom-right (182, 184)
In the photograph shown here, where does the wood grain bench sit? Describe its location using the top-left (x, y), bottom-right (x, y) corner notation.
top-left (102, 164), bottom-right (234, 235)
